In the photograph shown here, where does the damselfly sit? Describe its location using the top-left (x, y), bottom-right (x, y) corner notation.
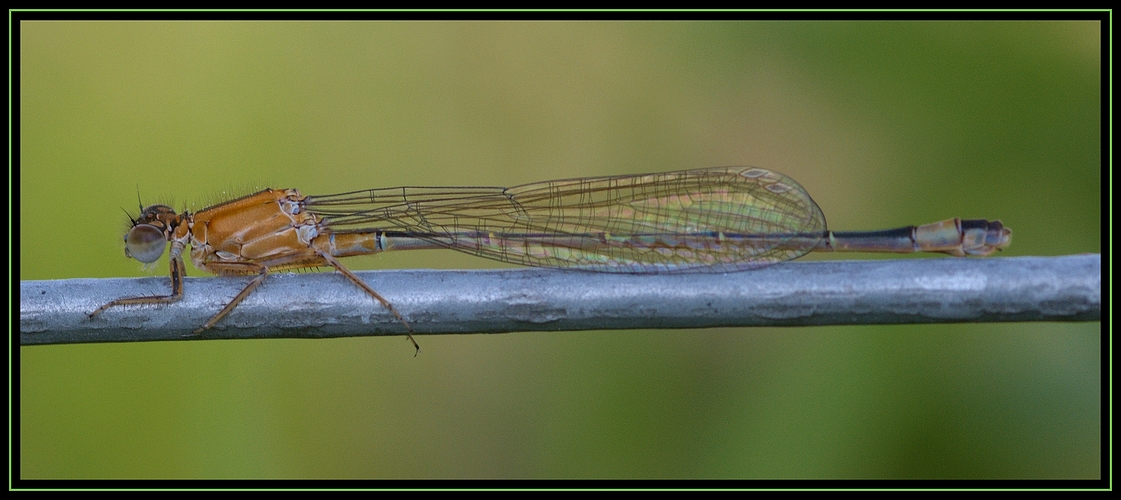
top-left (89, 166), bottom-right (1012, 352)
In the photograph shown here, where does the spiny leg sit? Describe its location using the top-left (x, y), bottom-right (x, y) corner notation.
top-left (89, 256), bottom-right (186, 318)
top-left (318, 251), bottom-right (419, 355)
top-left (190, 262), bottom-right (270, 335)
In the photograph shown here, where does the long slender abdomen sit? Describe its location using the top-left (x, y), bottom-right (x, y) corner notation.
top-left (819, 219), bottom-right (1011, 256)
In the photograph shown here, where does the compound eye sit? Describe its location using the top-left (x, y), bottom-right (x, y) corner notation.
top-left (124, 224), bottom-right (167, 263)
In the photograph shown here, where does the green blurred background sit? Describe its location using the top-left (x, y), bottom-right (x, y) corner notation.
top-left (19, 21), bottom-right (1100, 479)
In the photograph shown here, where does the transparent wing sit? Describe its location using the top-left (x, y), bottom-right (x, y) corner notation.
top-left (303, 166), bottom-right (827, 273)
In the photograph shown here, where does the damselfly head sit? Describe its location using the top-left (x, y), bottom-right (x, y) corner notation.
top-left (122, 204), bottom-right (181, 264)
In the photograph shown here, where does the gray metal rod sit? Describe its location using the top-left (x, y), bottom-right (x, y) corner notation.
top-left (19, 254), bottom-right (1100, 346)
